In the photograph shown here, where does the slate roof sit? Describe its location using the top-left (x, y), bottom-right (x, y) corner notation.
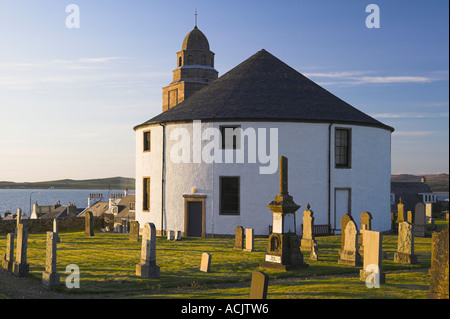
top-left (135, 49), bottom-right (394, 131)
top-left (391, 181), bottom-right (433, 212)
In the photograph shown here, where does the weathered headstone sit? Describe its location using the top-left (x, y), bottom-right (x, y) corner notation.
top-left (42, 232), bottom-right (60, 288)
top-left (2, 233), bottom-right (14, 272)
top-left (407, 211), bottom-right (413, 224)
top-left (167, 230), bottom-right (174, 240)
top-left (129, 220), bottom-right (140, 242)
top-left (244, 228), bottom-right (254, 252)
top-left (338, 218), bottom-right (362, 266)
top-left (427, 224), bottom-right (449, 299)
top-left (136, 222), bottom-right (160, 278)
top-left (300, 204), bottom-right (317, 251)
top-left (414, 203), bottom-right (426, 237)
top-left (200, 252), bottom-right (211, 273)
top-left (12, 223), bottom-right (29, 277)
top-left (175, 231), bottom-right (182, 241)
top-left (234, 226), bottom-right (245, 250)
top-left (394, 222), bottom-right (417, 264)
top-left (360, 230), bottom-right (385, 284)
top-left (359, 211), bottom-right (373, 255)
top-left (53, 218), bottom-right (61, 243)
top-left (310, 242), bottom-right (319, 261)
top-left (396, 198), bottom-right (405, 223)
top-left (249, 271), bottom-right (269, 299)
top-left (85, 211), bottom-right (94, 237)
top-left (340, 214), bottom-right (352, 250)
top-left (260, 156), bottom-right (308, 271)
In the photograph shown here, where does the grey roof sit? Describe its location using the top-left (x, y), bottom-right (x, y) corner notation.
top-left (135, 49), bottom-right (394, 131)
top-left (391, 181), bottom-right (433, 212)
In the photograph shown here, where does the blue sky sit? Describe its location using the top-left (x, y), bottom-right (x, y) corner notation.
top-left (0, 0), bottom-right (448, 182)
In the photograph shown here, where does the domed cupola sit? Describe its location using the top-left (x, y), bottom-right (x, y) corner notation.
top-left (182, 26), bottom-right (210, 51)
top-left (162, 25), bottom-right (219, 112)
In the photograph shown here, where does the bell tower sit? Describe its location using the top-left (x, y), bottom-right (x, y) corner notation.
top-left (162, 25), bottom-right (218, 112)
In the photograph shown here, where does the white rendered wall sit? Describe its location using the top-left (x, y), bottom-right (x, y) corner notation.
top-left (135, 121), bottom-right (391, 235)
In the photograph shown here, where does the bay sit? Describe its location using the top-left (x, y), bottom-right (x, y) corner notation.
top-left (0, 189), bottom-right (135, 218)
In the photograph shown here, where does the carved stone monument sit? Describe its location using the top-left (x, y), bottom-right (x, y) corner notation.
top-left (260, 156), bottom-right (308, 271)
top-left (234, 226), bottom-right (245, 250)
top-left (300, 204), bottom-right (317, 251)
top-left (85, 211), bottom-right (94, 237)
top-left (13, 223), bottom-right (29, 277)
top-left (394, 221), bottom-right (417, 264)
top-left (360, 230), bottom-right (385, 284)
top-left (2, 233), bottom-right (14, 272)
top-left (136, 222), bottom-right (160, 279)
top-left (249, 271), bottom-right (269, 299)
top-left (427, 224), bottom-right (449, 299)
top-left (42, 232), bottom-right (60, 288)
top-left (338, 217), bottom-right (362, 266)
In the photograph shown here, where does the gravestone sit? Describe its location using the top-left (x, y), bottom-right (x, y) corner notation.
top-left (85, 211), bottom-right (94, 237)
top-left (414, 203), bottom-right (426, 237)
top-left (338, 218), bottom-right (362, 266)
top-left (234, 226), bottom-right (245, 250)
top-left (300, 204), bottom-right (317, 251)
top-left (42, 232), bottom-right (60, 288)
top-left (310, 242), bottom-right (318, 261)
top-left (129, 221), bottom-right (140, 242)
top-left (136, 222), bottom-right (160, 279)
top-left (394, 221), bottom-right (417, 264)
top-left (200, 252), bottom-right (211, 273)
top-left (167, 230), bottom-right (174, 240)
top-left (427, 224), bottom-right (449, 299)
top-left (249, 271), bottom-right (269, 299)
top-left (396, 198), bottom-right (405, 223)
top-left (407, 211), bottom-right (413, 224)
top-left (53, 218), bottom-right (61, 243)
top-left (360, 230), bottom-right (385, 284)
top-left (2, 233), bottom-right (14, 272)
top-left (244, 228), bottom-right (254, 252)
top-left (12, 223), bottom-right (29, 277)
top-left (260, 156), bottom-right (308, 271)
top-left (359, 212), bottom-right (373, 255)
top-left (175, 231), bottom-right (182, 241)
top-left (340, 214), bottom-right (352, 249)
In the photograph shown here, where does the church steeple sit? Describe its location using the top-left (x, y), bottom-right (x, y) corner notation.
top-left (162, 25), bottom-right (218, 112)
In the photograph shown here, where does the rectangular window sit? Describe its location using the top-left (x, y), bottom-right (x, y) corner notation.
top-left (143, 177), bottom-right (150, 211)
top-left (220, 177), bottom-right (240, 215)
top-left (220, 125), bottom-right (241, 150)
top-left (143, 131), bottom-right (151, 152)
top-left (335, 128), bottom-right (351, 168)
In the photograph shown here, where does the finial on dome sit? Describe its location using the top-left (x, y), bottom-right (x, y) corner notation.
top-left (195, 8), bottom-right (198, 27)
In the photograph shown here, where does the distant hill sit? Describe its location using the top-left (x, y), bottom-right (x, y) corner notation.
top-left (391, 174), bottom-right (449, 192)
top-left (0, 177), bottom-right (135, 190)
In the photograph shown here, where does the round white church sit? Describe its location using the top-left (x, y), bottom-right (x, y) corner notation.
top-left (134, 26), bottom-right (394, 237)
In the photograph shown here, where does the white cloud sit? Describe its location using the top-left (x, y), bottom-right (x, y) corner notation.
top-left (304, 70), bottom-right (447, 86)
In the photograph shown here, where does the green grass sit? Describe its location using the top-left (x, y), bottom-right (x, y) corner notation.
top-left (1, 220), bottom-right (446, 299)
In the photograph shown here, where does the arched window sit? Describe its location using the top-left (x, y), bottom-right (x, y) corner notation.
top-left (211, 56), bottom-right (214, 67)
top-left (178, 57), bottom-right (182, 67)
top-left (187, 55), bottom-right (193, 65)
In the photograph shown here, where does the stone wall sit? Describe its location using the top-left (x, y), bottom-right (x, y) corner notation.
top-left (0, 216), bottom-right (108, 235)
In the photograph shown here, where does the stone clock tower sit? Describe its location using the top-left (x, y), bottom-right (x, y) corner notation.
top-left (162, 26), bottom-right (219, 112)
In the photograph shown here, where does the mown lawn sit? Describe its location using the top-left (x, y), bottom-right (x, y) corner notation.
top-left (0, 220), bottom-right (446, 299)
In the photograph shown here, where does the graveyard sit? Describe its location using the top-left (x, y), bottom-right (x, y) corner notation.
top-left (0, 219), bottom-right (446, 299)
